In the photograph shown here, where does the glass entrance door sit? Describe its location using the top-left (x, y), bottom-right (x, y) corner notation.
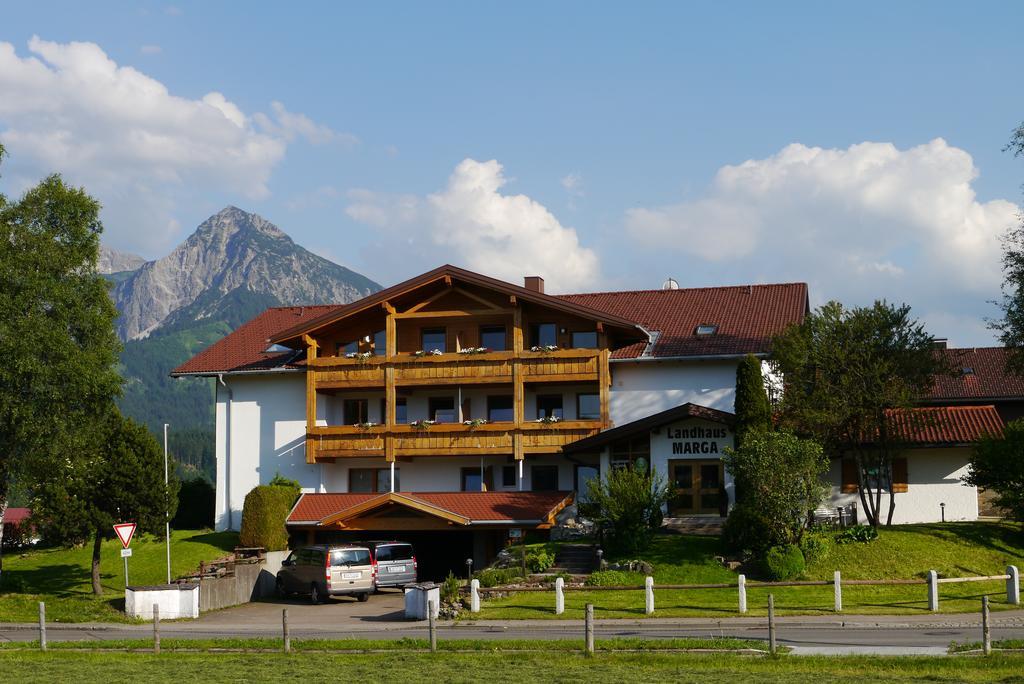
top-left (669, 460), bottom-right (723, 515)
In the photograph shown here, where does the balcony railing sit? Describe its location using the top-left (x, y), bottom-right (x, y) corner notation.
top-left (308, 349), bottom-right (601, 389)
top-left (307, 420), bottom-right (602, 461)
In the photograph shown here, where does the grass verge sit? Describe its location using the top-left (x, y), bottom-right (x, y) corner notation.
top-left (2, 651), bottom-right (1024, 683)
top-left (0, 529), bottom-right (238, 623)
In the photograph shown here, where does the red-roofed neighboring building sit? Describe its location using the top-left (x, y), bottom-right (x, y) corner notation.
top-left (922, 346), bottom-right (1024, 424)
top-left (2, 508), bottom-right (33, 549)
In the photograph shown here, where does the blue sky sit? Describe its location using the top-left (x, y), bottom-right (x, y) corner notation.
top-left (2, 2), bottom-right (1023, 345)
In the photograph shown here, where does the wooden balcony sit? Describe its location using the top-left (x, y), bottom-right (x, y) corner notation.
top-left (308, 349), bottom-right (601, 390)
top-left (307, 420), bottom-right (602, 461)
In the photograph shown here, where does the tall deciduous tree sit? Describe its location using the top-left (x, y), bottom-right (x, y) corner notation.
top-left (963, 418), bottom-right (1024, 521)
top-left (734, 353), bottom-right (772, 450)
top-left (32, 411), bottom-right (179, 595)
top-left (770, 301), bottom-right (948, 527)
top-left (992, 122), bottom-right (1024, 373)
top-left (0, 147), bottom-right (123, 584)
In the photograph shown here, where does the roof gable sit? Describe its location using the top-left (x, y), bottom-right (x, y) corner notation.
top-left (564, 402), bottom-right (735, 453)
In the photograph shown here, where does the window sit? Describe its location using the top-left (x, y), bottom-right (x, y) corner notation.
top-left (610, 436), bottom-right (650, 470)
top-left (336, 340), bottom-right (358, 356)
top-left (502, 464), bottom-right (517, 488)
top-left (487, 395), bottom-right (514, 422)
top-left (461, 467), bottom-right (491, 492)
top-left (373, 330), bottom-right (386, 356)
top-left (575, 465), bottom-right (599, 502)
top-left (571, 331), bottom-right (598, 349)
top-left (375, 544), bottom-right (413, 562)
top-left (350, 468), bottom-right (398, 493)
top-left (577, 393), bottom-right (600, 420)
top-left (396, 398), bottom-right (407, 423)
top-left (343, 398), bottom-right (369, 425)
top-left (530, 323), bottom-right (557, 348)
top-left (695, 324), bottom-right (718, 336)
top-left (331, 548), bottom-right (371, 566)
top-left (479, 325), bottom-right (507, 351)
top-left (536, 394), bottom-right (564, 419)
top-left (421, 327), bottom-right (446, 353)
top-left (429, 396), bottom-right (456, 423)
top-left (532, 465), bottom-right (559, 491)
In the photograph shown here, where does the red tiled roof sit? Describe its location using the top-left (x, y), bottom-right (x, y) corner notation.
top-left (172, 305), bottom-right (344, 375)
top-left (3, 508), bottom-right (30, 525)
top-left (884, 405), bottom-right (1004, 445)
top-left (287, 491), bottom-right (571, 526)
top-left (926, 347), bottom-right (1024, 401)
top-left (174, 277), bottom-right (808, 374)
top-left (559, 283), bottom-right (808, 359)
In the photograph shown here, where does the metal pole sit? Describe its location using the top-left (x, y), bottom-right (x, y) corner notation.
top-left (164, 423), bottom-right (171, 585)
top-left (585, 603), bottom-right (594, 655)
top-left (124, 554), bottom-right (129, 588)
top-left (983, 595), bottom-right (991, 656)
top-left (428, 599), bottom-right (437, 652)
top-left (153, 603), bottom-right (160, 654)
top-left (282, 609), bottom-right (291, 654)
top-left (768, 594), bottom-right (777, 655)
top-left (38, 601), bottom-right (46, 651)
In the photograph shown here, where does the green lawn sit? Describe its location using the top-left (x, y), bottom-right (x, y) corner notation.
top-left (1, 651), bottom-right (1023, 683)
top-left (477, 522), bottom-right (1024, 619)
top-left (0, 529), bottom-right (238, 623)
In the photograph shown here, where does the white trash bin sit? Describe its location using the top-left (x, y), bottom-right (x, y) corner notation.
top-left (404, 582), bottom-right (440, 620)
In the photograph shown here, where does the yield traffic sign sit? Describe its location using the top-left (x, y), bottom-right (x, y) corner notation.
top-left (113, 522), bottom-right (137, 548)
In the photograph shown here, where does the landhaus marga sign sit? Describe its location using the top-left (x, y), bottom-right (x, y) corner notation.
top-left (655, 420), bottom-right (733, 457)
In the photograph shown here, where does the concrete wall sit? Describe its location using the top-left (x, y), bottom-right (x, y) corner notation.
top-left (125, 584), bottom-right (199, 620)
top-left (197, 551), bottom-right (288, 612)
top-left (826, 448), bottom-right (979, 524)
top-left (609, 359), bottom-right (738, 425)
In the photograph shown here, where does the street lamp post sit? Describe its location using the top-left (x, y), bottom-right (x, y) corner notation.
top-left (164, 423), bottom-right (171, 585)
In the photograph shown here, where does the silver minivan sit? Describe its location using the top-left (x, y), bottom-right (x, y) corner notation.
top-left (367, 541), bottom-right (417, 589)
top-left (276, 544), bottom-right (374, 603)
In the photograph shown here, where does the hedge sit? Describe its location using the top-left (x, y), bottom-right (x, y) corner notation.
top-left (172, 477), bottom-right (215, 529)
top-left (239, 484), bottom-right (300, 551)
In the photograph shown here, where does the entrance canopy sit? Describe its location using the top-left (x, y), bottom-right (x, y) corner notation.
top-left (562, 402), bottom-right (735, 454)
top-left (287, 491), bottom-right (573, 531)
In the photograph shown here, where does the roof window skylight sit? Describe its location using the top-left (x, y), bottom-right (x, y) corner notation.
top-left (695, 324), bottom-right (718, 336)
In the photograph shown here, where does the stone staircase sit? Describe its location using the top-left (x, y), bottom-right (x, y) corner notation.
top-left (663, 516), bottom-right (726, 536)
top-left (548, 543), bottom-right (598, 575)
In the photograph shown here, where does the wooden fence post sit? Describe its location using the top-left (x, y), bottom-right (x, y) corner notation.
top-left (927, 570), bottom-right (939, 612)
top-left (584, 603), bottom-right (594, 655)
top-left (737, 574), bottom-right (747, 614)
top-left (768, 594), bottom-right (776, 655)
top-left (645, 576), bottom-right (654, 615)
top-left (555, 577), bottom-right (564, 615)
top-left (282, 609), bottom-right (291, 654)
top-left (153, 604), bottom-right (160, 654)
top-left (470, 579), bottom-right (480, 613)
top-left (38, 601), bottom-right (46, 651)
top-left (983, 595), bottom-right (991, 656)
top-left (1007, 566), bottom-right (1020, 605)
top-left (834, 570), bottom-right (842, 613)
top-left (428, 599), bottom-right (437, 652)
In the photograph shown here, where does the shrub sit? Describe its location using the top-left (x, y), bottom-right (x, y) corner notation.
top-left (721, 504), bottom-right (787, 557)
top-left (238, 484), bottom-right (300, 551)
top-left (474, 567), bottom-right (524, 588)
top-left (580, 464), bottom-right (671, 555)
top-left (526, 550), bottom-right (555, 573)
top-left (173, 477), bottom-right (215, 529)
top-left (585, 569), bottom-right (644, 586)
top-left (763, 544), bottom-right (805, 581)
top-left (268, 473), bottom-right (301, 493)
top-left (441, 571), bottom-right (461, 604)
top-left (835, 524), bottom-right (878, 545)
top-left (799, 533), bottom-right (832, 565)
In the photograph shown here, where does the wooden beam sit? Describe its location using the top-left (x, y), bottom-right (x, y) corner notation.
top-left (403, 288), bottom-right (450, 314)
top-left (444, 275), bottom-right (452, 287)
top-left (512, 305), bottom-right (523, 353)
top-left (394, 308), bottom-right (512, 319)
top-left (451, 286), bottom-right (505, 310)
top-left (599, 348), bottom-right (611, 428)
top-left (305, 335), bottom-right (318, 463)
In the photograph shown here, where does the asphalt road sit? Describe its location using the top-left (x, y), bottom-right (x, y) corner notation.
top-left (3, 591), bottom-right (1023, 654)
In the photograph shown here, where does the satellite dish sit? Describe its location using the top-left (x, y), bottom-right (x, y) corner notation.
top-left (662, 278), bottom-right (679, 290)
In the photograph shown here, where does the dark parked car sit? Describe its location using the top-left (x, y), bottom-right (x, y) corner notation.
top-left (366, 541), bottom-right (417, 589)
top-left (276, 544), bottom-right (374, 603)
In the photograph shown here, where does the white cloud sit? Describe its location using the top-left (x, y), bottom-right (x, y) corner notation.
top-left (561, 172), bottom-right (584, 195)
top-left (253, 101), bottom-right (357, 147)
top-left (346, 159), bottom-right (600, 291)
top-left (0, 37), bottom-right (350, 254)
top-left (625, 139), bottom-right (1019, 345)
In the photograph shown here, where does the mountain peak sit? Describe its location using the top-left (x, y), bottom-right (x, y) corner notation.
top-left (110, 207), bottom-right (380, 340)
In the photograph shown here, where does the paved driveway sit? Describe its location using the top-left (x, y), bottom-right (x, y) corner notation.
top-left (195, 588), bottom-right (408, 629)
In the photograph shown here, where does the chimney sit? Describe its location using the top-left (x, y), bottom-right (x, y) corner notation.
top-left (524, 276), bottom-right (545, 294)
top-left (931, 338), bottom-right (948, 350)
